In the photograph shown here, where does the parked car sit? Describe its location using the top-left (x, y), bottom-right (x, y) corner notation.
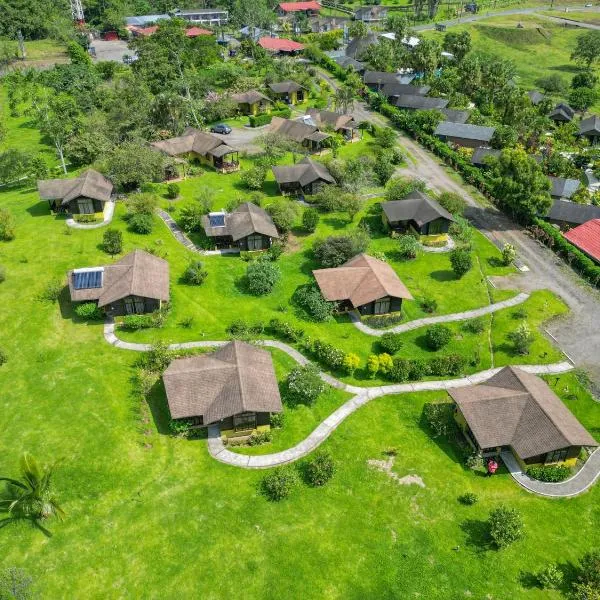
top-left (210, 124), bottom-right (232, 134)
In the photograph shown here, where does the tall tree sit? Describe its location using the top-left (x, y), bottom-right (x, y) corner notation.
top-left (571, 30), bottom-right (600, 67)
top-left (410, 38), bottom-right (442, 77)
top-left (443, 31), bottom-right (471, 62)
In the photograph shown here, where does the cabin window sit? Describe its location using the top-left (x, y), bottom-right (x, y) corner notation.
top-left (247, 234), bottom-right (263, 251)
top-left (77, 198), bottom-right (94, 214)
top-left (124, 297), bottom-right (145, 315)
top-left (374, 297), bottom-right (391, 315)
top-left (546, 448), bottom-right (568, 464)
top-left (233, 412), bottom-right (256, 431)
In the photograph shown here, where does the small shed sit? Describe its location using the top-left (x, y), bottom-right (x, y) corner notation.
top-left (272, 156), bottom-right (335, 195)
top-left (268, 80), bottom-right (306, 104)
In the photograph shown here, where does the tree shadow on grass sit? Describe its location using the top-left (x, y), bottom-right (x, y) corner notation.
top-left (0, 515), bottom-right (54, 538)
top-left (26, 201), bottom-right (54, 218)
top-left (417, 409), bottom-right (470, 469)
top-left (460, 519), bottom-right (491, 553)
top-left (322, 216), bottom-right (350, 230)
top-left (142, 376), bottom-right (172, 436)
top-left (487, 256), bottom-right (504, 268)
top-left (429, 270), bottom-right (457, 282)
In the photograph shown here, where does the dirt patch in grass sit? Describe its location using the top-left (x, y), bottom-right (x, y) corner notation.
top-left (367, 456), bottom-right (426, 488)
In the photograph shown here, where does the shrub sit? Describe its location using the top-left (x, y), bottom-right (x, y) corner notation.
top-left (389, 357), bottom-right (410, 382)
top-left (183, 260), bottom-right (208, 285)
top-left (74, 302), bottom-right (103, 320)
top-left (166, 182), bottom-right (180, 199)
top-left (312, 339), bottom-right (345, 370)
top-left (450, 247), bottom-right (473, 278)
top-left (379, 332), bottom-right (403, 354)
top-left (246, 257), bottom-right (281, 295)
top-left (507, 323), bottom-right (534, 355)
top-left (363, 313), bottom-right (404, 329)
top-left (268, 319), bottom-right (304, 342)
top-left (367, 354), bottom-right (379, 378)
top-left (378, 353), bottom-right (393, 375)
top-left (126, 192), bottom-right (158, 217)
top-left (397, 234), bottom-right (419, 259)
top-left (128, 212), bottom-right (154, 234)
top-left (179, 203), bottom-right (205, 233)
top-left (425, 324), bottom-right (452, 350)
top-left (0, 207), bottom-right (16, 241)
top-left (488, 505), bottom-right (525, 549)
top-left (535, 563), bottom-right (564, 590)
top-left (248, 430), bottom-right (272, 445)
top-left (449, 215), bottom-right (473, 245)
top-left (267, 241), bottom-right (284, 261)
top-left (303, 451), bottom-right (335, 487)
top-left (437, 191), bottom-right (467, 216)
top-left (249, 113), bottom-right (272, 127)
top-left (343, 352), bottom-right (361, 375)
top-left (179, 316), bottom-right (194, 328)
top-left (424, 402), bottom-right (454, 437)
top-left (572, 550), bottom-right (600, 600)
top-left (462, 317), bottom-right (485, 334)
top-left (241, 165), bottom-right (267, 190)
top-left (466, 452), bottom-right (484, 471)
top-left (0, 567), bottom-right (34, 600)
top-left (266, 199), bottom-right (298, 232)
top-left (294, 283), bottom-right (336, 322)
top-left (385, 176), bottom-right (426, 202)
top-left (121, 314), bottom-right (154, 330)
top-left (408, 359), bottom-right (431, 380)
top-left (375, 126), bottom-right (397, 149)
top-left (39, 279), bottom-right (63, 302)
top-left (501, 243), bottom-right (516, 266)
top-left (0, 265), bottom-right (5, 283)
top-left (458, 492), bottom-right (478, 506)
top-left (270, 412), bottom-right (284, 428)
top-left (420, 296), bottom-right (438, 313)
top-left (286, 364), bottom-right (326, 406)
top-left (260, 466), bottom-right (299, 501)
top-left (140, 341), bottom-right (172, 372)
top-left (313, 231), bottom-right (369, 268)
top-left (512, 306), bottom-right (528, 320)
top-left (527, 464), bottom-right (571, 482)
top-left (0, 348), bottom-right (7, 366)
top-left (103, 228), bottom-right (123, 255)
top-left (302, 207), bottom-right (320, 232)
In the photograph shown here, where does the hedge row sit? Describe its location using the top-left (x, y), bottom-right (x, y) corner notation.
top-left (248, 107), bottom-right (292, 128)
top-left (305, 44), bottom-right (600, 289)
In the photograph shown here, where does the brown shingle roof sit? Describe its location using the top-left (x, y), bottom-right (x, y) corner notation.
top-left (268, 116), bottom-right (320, 143)
top-left (151, 127), bottom-right (237, 158)
top-left (449, 367), bottom-right (597, 459)
top-left (313, 253), bottom-right (413, 307)
top-left (163, 340), bottom-right (283, 422)
top-left (202, 202), bottom-right (279, 241)
top-left (231, 90), bottom-right (271, 105)
top-left (272, 157), bottom-right (335, 187)
top-left (37, 169), bottom-right (113, 206)
top-left (305, 108), bottom-right (357, 131)
top-left (381, 190), bottom-right (455, 226)
top-left (268, 81), bottom-right (305, 94)
top-left (68, 249), bottom-right (170, 307)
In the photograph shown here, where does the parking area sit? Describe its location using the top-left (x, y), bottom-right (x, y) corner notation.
top-left (90, 39), bottom-right (134, 63)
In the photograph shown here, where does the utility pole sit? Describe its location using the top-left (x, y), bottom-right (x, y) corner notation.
top-left (71, 0), bottom-right (85, 25)
top-left (17, 30), bottom-right (26, 60)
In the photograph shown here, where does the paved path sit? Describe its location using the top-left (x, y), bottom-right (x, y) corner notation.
top-left (502, 449), bottom-right (600, 498)
top-left (156, 209), bottom-right (240, 256)
top-left (66, 200), bottom-right (115, 230)
top-left (350, 292), bottom-right (529, 336)
top-left (102, 319), bottom-right (594, 495)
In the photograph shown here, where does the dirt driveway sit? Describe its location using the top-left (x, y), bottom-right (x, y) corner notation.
top-left (210, 125), bottom-right (266, 155)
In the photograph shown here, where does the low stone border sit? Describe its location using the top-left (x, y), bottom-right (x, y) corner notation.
top-left (419, 236), bottom-right (456, 253)
top-left (350, 292), bottom-right (530, 337)
top-left (66, 199), bottom-right (115, 230)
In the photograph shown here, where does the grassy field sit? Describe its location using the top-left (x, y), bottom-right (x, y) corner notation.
top-left (423, 14), bottom-right (600, 110)
top-left (0, 88), bottom-right (598, 598)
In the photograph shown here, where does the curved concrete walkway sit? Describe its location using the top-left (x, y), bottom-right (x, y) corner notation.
top-left (350, 292), bottom-right (530, 336)
top-left (501, 449), bottom-right (600, 498)
top-left (100, 319), bottom-right (596, 496)
top-left (66, 200), bottom-right (115, 229)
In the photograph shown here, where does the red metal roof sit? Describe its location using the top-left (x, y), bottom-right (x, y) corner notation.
top-left (279, 1), bottom-right (321, 11)
top-left (258, 37), bottom-right (305, 52)
top-left (563, 219), bottom-right (600, 262)
top-left (134, 25), bottom-right (158, 36)
top-left (186, 27), bottom-right (212, 36)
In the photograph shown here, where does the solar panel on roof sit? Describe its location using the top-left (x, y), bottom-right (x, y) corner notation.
top-left (209, 213), bottom-right (226, 227)
top-left (73, 269), bottom-right (103, 290)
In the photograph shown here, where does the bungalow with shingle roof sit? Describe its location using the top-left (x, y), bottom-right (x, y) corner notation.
top-left (549, 103), bottom-right (575, 123)
top-left (163, 340), bottom-right (283, 435)
top-left (68, 249), bottom-right (169, 316)
top-left (450, 366), bottom-right (597, 468)
top-left (334, 56), bottom-right (366, 74)
top-left (381, 191), bottom-right (455, 236)
top-left (268, 116), bottom-right (331, 151)
top-left (380, 82), bottom-right (430, 101)
top-left (202, 202), bottom-right (279, 251)
top-left (231, 90), bottom-right (272, 115)
top-left (440, 108), bottom-right (470, 124)
top-left (346, 32), bottom-right (379, 60)
top-left (546, 199), bottom-right (600, 228)
top-left (363, 70), bottom-right (400, 91)
top-left (392, 94), bottom-right (449, 111)
top-left (151, 127), bottom-right (239, 172)
top-left (305, 108), bottom-right (359, 139)
top-left (548, 176), bottom-right (581, 202)
top-left (471, 147), bottom-right (501, 168)
top-left (434, 121), bottom-right (496, 149)
top-left (313, 253), bottom-right (413, 316)
top-left (37, 169), bottom-right (113, 215)
top-left (578, 115), bottom-right (600, 145)
top-left (272, 156), bottom-right (335, 195)
top-left (527, 90), bottom-right (545, 106)
top-left (268, 80), bottom-right (306, 104)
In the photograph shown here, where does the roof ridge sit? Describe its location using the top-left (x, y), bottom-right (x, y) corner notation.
top-left (230, 341), bottom-right (249, 410)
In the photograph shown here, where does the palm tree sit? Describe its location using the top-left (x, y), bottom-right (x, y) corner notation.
top-left (334, 85), bottom-right (355, 114)
top-left (0, 453), bottom-right (64, 533)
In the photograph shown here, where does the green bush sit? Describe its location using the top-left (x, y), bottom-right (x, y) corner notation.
top-left (462, 317), bottom-right (485, 334)
top-left (241, 165), bottom-right (267, 190)
top-left (311, 339), bottom-right (345, 370)
top-left (458, 492), bottom-right (478, 506)
top-left (535, 563), bottom-right (564, 590)
top-left (302, 207), bottom-right (320, 232)
top-left (249, 113), bottom-right (272, 127)
top-left (425, 324), bottom-right (452, 350)
top-left (140, 341), bottom-right (172, 372)
top-left (397, 234), bottom-right (419, 259)
top-left (423, 402), bottom-right (454, 437)
top-left (507, 323), bottom-right (534, 355)
top-left (572, 550), bottom-right (600, 600)
top-left (128, 212), bottom-right (154, 234)
top-left (74, 302), bottom-right (103, 320)
top-left (379, 332), bottom-right (403, 354)
top-left (286, 363), bottom-right (326, 406)
top-left (121, 314), bottom-right (154, 331)
top-left (246, 257), bottom-right (281, 295)
top-left (527, 464), bottom-right (571, 482)
top-left (260, 466), bottom-right (299, 501)
top-left (303, 451), bottom-right (335, 487)
top-left (437, 191), bottom-right (467, 216)
top-left (420, 296), bottom-right (438, 313)
top-left (183, 260), bottom-right (208, 285)
top-left (166, 182), bottom-right (180, 199)
top-left (39, 279), bottom-right (63, 302)
top-left (269, 319), bottom-right (305, 342)
top-left (313, 231), bottom-right (369, 268)
top-left (267, 241), bottom-right (284, 261)
top-left (0, 207), bottom-right (16, 241)
top-left (103, 228), bottom-right (123, 255)
top-left (293, 283), bottom-right (336, 322)
top-left (488, 505), bottom-right (525, 549)
top-left (179, 203), bottom-right (206, 233)
top-left (450, 247), bottom-right (473, 278)
top-left (248, 430), bottom-right (272, 445)
top-left (270, 412), bottom-right (285, 428)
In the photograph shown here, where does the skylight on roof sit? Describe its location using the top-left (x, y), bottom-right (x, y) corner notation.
top-left (73, 267), bottom-right (104, 290)
top-left (208, 212), bottom-right (226, 227)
